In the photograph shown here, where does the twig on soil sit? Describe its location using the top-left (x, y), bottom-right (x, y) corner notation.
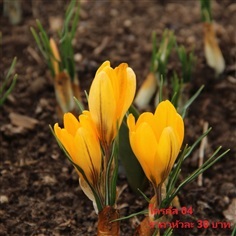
top-left (93, 36), bottom-right (110, 56)
top-left (198, 121), bottom-right (209, 186)
top-left (27, 46), bottom-right (43, 65)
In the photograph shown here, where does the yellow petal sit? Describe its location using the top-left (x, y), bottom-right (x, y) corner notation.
top-left (95, 60), bottom-right (110, 76)
top-left (113, 63), bottom-right (128, 111)
top-left (80, 110), bottom-right (98, 137)
top-left (175, 113), bottom-right (184, 147)
top-left (156, 127), bottom-right (179, 183)
top-left (74, 127), bottom-right (101, 184)
top-left (154, 101), bottom-right (176, 127)
top-left (154, 100), bottom-right (183, 143)
top-left (127, 114), bottom-right (136, 132)
top-left (63, 112), bottom-right (80, 136)
top-left (88, 71), bottom-right (116, 144)
top-left (78, 125), bottom-right (101, 174)
top-left (54, 123), bottom-right (62, 140)
top-left (114, 64), bottom-right (136, 123)
top-left (135, 112), bottom-right (160, 141)
top-left (129, 122), bottom-right (158, 183)
top-left (73, 130), bottom-right (92, 180)
top-left (54, 123), bottom-right (75, 157)
top-left (119, 67), bottom-right (136, 124)
top-left (104, 66), bottom-right (117, 91)
top-left (59, 129), bottom-right (77, 161)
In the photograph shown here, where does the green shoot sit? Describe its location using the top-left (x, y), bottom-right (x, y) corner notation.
top-left (200, 0), bottom-right (212, 22)
top-left (31, 0), bottom-right (80, 80)
top-left (0, 57), bottom-right (17, 106)
top-left (151, 30), bottom-right (176, 82)
top-left (177, 45), bottom-right (196, 83)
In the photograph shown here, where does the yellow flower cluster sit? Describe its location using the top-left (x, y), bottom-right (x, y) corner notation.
top-left (54, 61), bottom-right (136, 185)
top-left (54, 60), bottom-right (184, 193)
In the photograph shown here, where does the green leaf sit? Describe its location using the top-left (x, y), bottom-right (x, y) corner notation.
top-left (162, 147), bottom-right (229, 208)
top-left (119, 119), bottom-right (149, 194)
top-left (181, 85), bottom-right (204, 118)
top-left (137, 188), bottom-right (150, 203)
top-left (162, 228), bottom-right (173, 236)
top-left (183, 127), bottom-right (211, 161)
top-left (200, 0), bottom-right (212, 22)
top-left (110, 209), bottom-right (148, 223)
top-left (155, 30), bottom-right (176, 80)
top-left (0, 57), bottom-right (17, 106)
top-left (31, 0), bottom-right (80, 80)
top-left (166, 145), bottom-right (188, 194)
top-left (231, 224), bottom-right (236, 236)
top-left (177, 45), bottom-right (196, 83)
top-left (59, 0), bottom-right (80, 81)
top-left (73, 96), bottom-right (84, 113)
top-left (110, 137), bottom-right (119, 205)
top-left (0, 74), bottom-right (17, 106)
top-left (70, 0), bottom-right (80, 39)
top-left (158, 75), bottom-right (164, 104)
top-left (30, 27), bottom-right (46, 58)
top-left (0, 57), bottom-right (17, 95)
top-left (170, 73), bottom-right (182, 108)
top-left (5, 57), bottom-right (17, 81)
top-left (31, 21), bottom-right (55, 76)
top-left (128, 104), bottom-right (140, 119)
top-left (150, 31), bottom-right (157, 72)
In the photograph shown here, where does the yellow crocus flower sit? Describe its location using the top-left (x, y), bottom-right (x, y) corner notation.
top-left (88, 61), bottom-right (136, 148)
top-left (127, 100), bottom-right (184, 186)
top-left (54, 111), bottom-right (102, 185)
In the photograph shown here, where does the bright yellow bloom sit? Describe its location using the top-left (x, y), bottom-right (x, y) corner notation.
top-left (127, 100), bottom-right (184, 186)
top-left (88, 61), bottom-right (136, 148)
top-left (54, 111), bottom-right (102, 185)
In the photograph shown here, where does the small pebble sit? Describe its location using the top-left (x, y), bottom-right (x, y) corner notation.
top-left (0, 195), bottom-right (9, 204)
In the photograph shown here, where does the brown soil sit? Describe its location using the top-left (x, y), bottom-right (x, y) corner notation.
top-left (1, 0), bottom-right (235, 235)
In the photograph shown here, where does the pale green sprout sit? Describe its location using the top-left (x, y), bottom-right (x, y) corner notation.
top-left (30, 0), bottom-right (82, 115)
top-left (151, 30), bottom-right (176, 80)
top-left (177, 45), bottom-right (196, 84)
top-left (0, 57), bottom-right (17, 106)
top-left (149, 29), bottom-right (198, 112)
top-left (200, 0), bottom-right (212, 23)
top-left (30, 0), bottom-right (80, 79)
top-left (171, 45), bottom-right (196, 113)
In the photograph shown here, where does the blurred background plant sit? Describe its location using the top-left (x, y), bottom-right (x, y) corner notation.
top-left (134, 29), bottom-right (200, 116)
top-left (3, 0), bottom-right (22, 25)
top-left (0, 52), bottom-right (17, 106)
top-left (31, 0), bottom-right (82, 118)
top-left (200, 0), bottom-right (225, 76)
